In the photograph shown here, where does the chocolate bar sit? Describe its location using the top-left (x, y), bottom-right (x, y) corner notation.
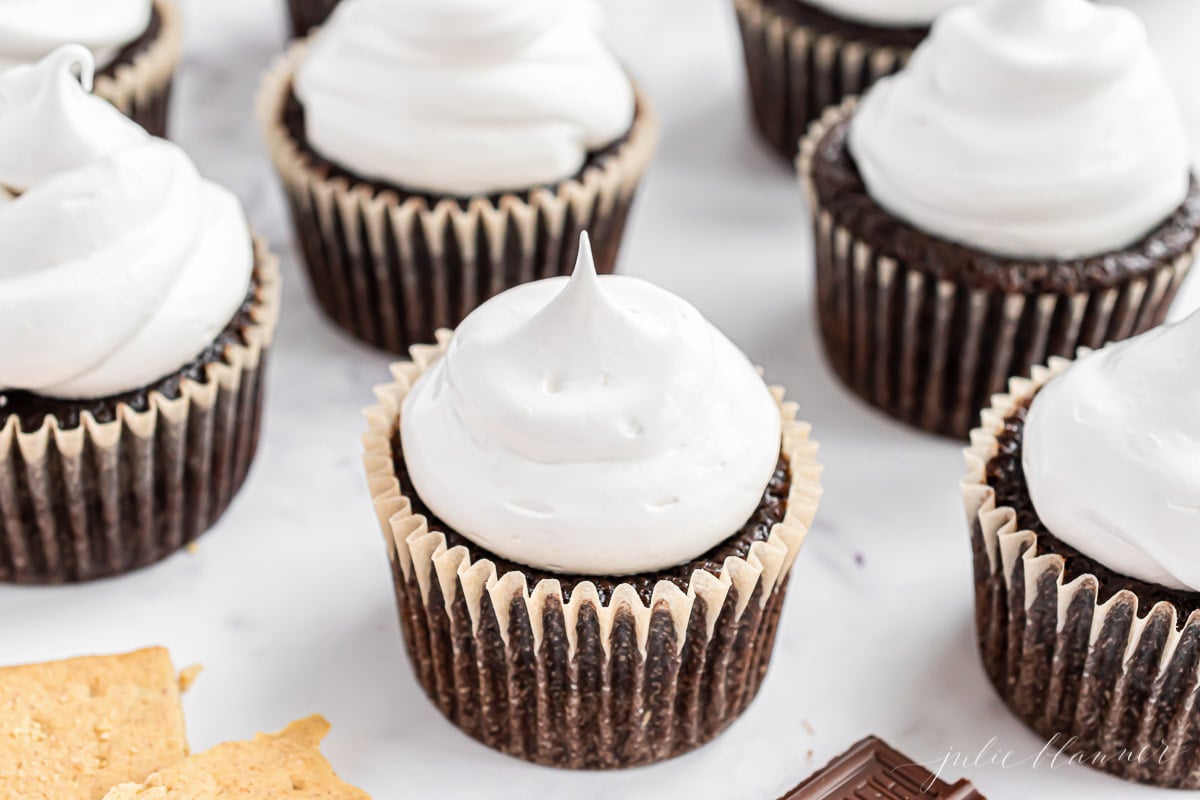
top-left (778, 736), bottom-right (985, 800)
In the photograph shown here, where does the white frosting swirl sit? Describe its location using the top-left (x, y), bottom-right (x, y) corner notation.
top-left (1024, 310), bottom-right (1200, 592)
top-left (294, 0), bottom-right (635, 197)
top-left (1101, 0), bottom-right (1200, 168)
top-left (0, 0), bottom-right (152, 71)
top-left (804, 0), bottom-right (973, 27)
top-left (400, 235), bottom-right (782, 575)
top-left (848, 0), bottom-right (1191, 259)
top-left (0, 46), bottom-right (253, 400)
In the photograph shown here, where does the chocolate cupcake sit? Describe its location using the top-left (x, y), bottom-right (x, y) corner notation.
top-left (362, 235), bottom-right (821, 769)
top-left (260, 0), bottom-right (658, 355)
top-left (285, 0), bottom-right (341, 38)
top-left (799, 0), bottom-right (1200, 439)
top-left (964, 307), bottom-right (1200, 789)
top-left (0, 48), bottom-right (281, 584)
top-left (734, 0), bottom-right (972, 161)
top-left (0, 0), bottom-right (182, 137)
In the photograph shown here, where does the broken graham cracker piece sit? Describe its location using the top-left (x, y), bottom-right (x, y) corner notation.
top-left (0, 647), bottom-right (189, 800)
top-left (102, 715), bottom-right (371, 799)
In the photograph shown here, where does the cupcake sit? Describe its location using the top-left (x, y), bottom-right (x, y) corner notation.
top-left (0, 47), bottom-right (281, 584)
top-left (798, 0), bottom-right (1200, 439)
top-left (285, 0), bottom-right (341, 38)
top-left (734, 0), bottom-right (973, 161)
top-left (362, 234), bottom-right (821, 768)
top-left (0, 0), bottom-right (183, 137)
top-left (259, 0), bottom-right (658, 354)
top-left (964, 308), bottom-right (1200, 788)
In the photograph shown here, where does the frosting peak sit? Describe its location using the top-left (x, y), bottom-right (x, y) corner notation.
top-left (401, 234), bottom-right (782, 575)
top-left (0, 46), bottom-right (253, 400)
top-left (0, 46), bottom-right (142, 192)
top-left (294, 0), bottom-right (635, 196)
top-left (446, 235), bottom-right (715, 464)
top-left (1023, 311), bottom-right (1200, 592)
top-left (848, 0), bottom-right (1191, 259)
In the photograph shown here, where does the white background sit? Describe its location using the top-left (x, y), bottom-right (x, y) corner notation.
top-left (2, 1), bottom-right (1198, 798)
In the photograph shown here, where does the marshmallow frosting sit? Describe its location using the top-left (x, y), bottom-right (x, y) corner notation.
top-left (0, 46), bottom-right (253, 400)
top-left (0, 0), bottom-right (152, 71)
top-left (848, 0), bottom-right (1191, 259)
top-left (1102, 0), bottom-right (1200, 168)
top-left (294, 0), bottom-right (635, 197)
top-left (400, 235), bottom-right (783, 575)
top-left (804, 0), bottom-right (973, 27)
top-left (1023, 311), bottom-right (1200, 592)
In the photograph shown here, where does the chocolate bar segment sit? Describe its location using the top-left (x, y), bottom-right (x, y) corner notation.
top-left (779, 737), bottom-right (985, 800)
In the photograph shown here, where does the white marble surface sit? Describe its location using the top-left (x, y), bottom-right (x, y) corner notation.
top-left (2, 1), bottom-right (1199, 798)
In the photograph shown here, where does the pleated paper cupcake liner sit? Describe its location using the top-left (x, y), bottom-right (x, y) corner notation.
top-left (0, 239), bottom-right (282, 585)
top-left (964, 359), bottom-right (1200, 789)
top-left (94, 0), bottom-right (183, 139)
top-left (259, 43), bottom-right (659, 355)
top-left (362, 335), bottom-right (822, 769)
top-left (286, 0), bottom-right (341, 37)
top-left (799, 100), bottom-right (1199, 440)
top-left (733, 0), bottom-right (911, 161)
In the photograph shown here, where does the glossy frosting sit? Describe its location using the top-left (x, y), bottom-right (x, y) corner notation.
top-left (400, 235), bottom-right (782, 575)
top-left (0, 0), bottom-right (152, 71)
top-left (293, 0), bottom-right (635, 197)
top-left (848, 0), bottom-right (1191, 259)
top-left (0, 46), bottom-right (253, 400)
top-left (804, 0), bottom-right (973, 27)
top-left (1024, 310), bottom-right (1200, 592)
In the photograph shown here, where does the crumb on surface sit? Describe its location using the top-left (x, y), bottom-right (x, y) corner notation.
top-left (177, 665), bottom-right (203, 693)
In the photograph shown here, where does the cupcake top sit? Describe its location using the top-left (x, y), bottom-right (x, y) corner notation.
top-left (293, 0), bottom-right (635, 197)
top-left (1023, 310), bottom-right (1200, 592)
top-left (848, 0), bottom-right (1190, 259)
top-left (804, 0), bottom-right (973, 27)
top-left (0, 0), bottom-right (151, 71)
top-left (0, 46), bottom-right (253, 400)
top-left (400, 234), bottom-right (782, 575)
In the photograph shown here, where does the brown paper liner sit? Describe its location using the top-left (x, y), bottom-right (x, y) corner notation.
top-left (733, 0), bottom-right (912, 161)
top-left (964, 359), bottom-right (1200, 789)
top-left (93, 0), bottom-right (183, 139)
top-left (362, 335), bottom-right (822, 769)
top-left (799, 99), bottom-right (1199, 440)
top-left (258, 42), bottom-right (659, 355)
top-left (0, 239), bottom-right (282, 585)
top-left (286, 0), bottom-right (341, 38)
